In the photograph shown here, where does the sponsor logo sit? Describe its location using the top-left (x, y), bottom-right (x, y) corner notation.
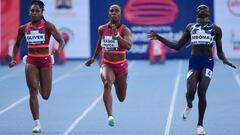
top-left (231, 32), bottom-right (240, 50)
top-left (228, 0), bottom-right (240, 16)
top-left (124, 0), bottom-right (178, 25)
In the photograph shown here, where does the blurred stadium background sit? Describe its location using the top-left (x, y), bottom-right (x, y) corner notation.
top-left (0, 0), bottom-right (239, 62)
top-left (1, 1), bottom-right (240, 135)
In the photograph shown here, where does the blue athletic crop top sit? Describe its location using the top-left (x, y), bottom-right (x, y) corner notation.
top-left (190, 22), bottom-right (215, 47)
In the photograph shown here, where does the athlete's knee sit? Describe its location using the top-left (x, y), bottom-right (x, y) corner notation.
top-left (199, 85), bottom-right (209, 93)
top-left (186, 91), bottom-right (195, 100)
top-left (29, 85), bottom-right (39, 92)
top-left (29, 88), bottom-right (38, 99)
top-left (40, 89), bottom-right (51, 100)
top-left (41, 94), bottom-right (50, 100)
top-left (198, 90), bottom-right (206, 100)
top-left (117, 95), bottom-right (126, 102)
top-left (29, 94), bottom-right (38, 101)
top-left (103, 80), bottom-right (112, 90)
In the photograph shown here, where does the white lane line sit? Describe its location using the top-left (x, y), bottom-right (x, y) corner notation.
top-left (62, 60), bottom-right (136, 135)
top-left (0, 67), bottom-right (24, 81)
top-left (62, 94), bottom-right (102, 135)
top-left (231, 68), bottom-right (240, 88)
top-left (164, 60), bottom-right (182, 135)
top-left (0, 63), bottom-right (84, 116)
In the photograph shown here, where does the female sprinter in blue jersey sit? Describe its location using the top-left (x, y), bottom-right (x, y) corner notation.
top-left (147, 4), bottom-right (236, 135)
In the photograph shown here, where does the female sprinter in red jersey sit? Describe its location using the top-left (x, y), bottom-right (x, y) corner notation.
top-left (85, 4), bottom-right (132, 127)
top-left (9, 0), bottom-right (64, 133)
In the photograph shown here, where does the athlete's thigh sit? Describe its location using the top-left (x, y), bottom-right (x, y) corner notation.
top-left (25, 64), bottom-right (40, 89)
top-left (187, 69), bottom-right (200, 91)
top-left (100, 64), bottom-right (115, 83)
top-left (39, 67), bottom-right (52, 91)
top-left (114, 73), bottom-right (127, 93)
top-left (198, 68), bottom-right (212, 92)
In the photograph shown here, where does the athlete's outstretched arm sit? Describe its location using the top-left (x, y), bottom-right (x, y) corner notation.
top-left (215, 25), bottom-right (236, 69)
top-left (147, 24), bottom-right (192, 50)
top-left (46, 21), bottom-right (65, 55)
top-left (85, 26), bottom-right (103, 66)
top-left (9, 26), bottom-right (25, 68)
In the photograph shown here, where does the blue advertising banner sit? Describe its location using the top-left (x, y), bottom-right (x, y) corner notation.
top-left (90, 0), bottom-right (213, 59)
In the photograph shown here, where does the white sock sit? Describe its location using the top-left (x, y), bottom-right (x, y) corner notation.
top-left (35, 119), bottom-right (41, 126)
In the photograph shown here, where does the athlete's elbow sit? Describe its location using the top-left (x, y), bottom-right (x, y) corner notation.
top-left (217, 52), bottom-right (224, 59)
top-left (172, 46), bottom-right (180, 51)
top-left (126, 45), bottom-right (131, 50)
top-left (127, 46), bottom-right (132, 50)
top-left (125, 43), bottom-right (132, 50)
top-left (175, 47), bottom-right (181, 51)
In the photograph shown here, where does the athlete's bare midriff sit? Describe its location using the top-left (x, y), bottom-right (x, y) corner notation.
top-left (103, 53), bottom-right (126, 62)
top-left (29, 48), bottom-right (49, 54)
top-left (191, 45), bottom-right (212, 56)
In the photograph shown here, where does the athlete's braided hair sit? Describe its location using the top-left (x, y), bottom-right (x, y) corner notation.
top-left (30, 0), bottom-right (46, 20)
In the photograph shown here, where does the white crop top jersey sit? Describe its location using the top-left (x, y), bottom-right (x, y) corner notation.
top-left (190, 22), bottom-right (215, 47)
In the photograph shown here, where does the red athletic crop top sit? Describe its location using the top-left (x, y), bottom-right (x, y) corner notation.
top-left (25, 20), bottom-right (51, 57)
top-left (101, 23), bottom-right (126, 54)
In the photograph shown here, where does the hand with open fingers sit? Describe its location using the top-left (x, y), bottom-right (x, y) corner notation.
top-left (85, 58), bottom-right (95, 67)
top-left (147, 31), bottom-right (158, 40)
top-left (9, 60), bottom-right (17, 68)
top-left (223, 60), bottom-right (236, 69)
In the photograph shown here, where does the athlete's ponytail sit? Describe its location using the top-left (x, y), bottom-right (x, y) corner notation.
top-left (42, 16), bottom-right (46, 20)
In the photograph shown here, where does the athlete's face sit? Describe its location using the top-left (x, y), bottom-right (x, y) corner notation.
top-left (29, 5), bottom-right (43, 22)
top-left (108, 5), bottom-right (121, 23)
top-left (196, 5), bottom-right (210, 18)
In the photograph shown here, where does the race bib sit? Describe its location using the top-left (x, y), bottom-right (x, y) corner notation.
top-left (191, 33), bottom-right (211, 45)
top-left (205, 68), bottom-right (213, 79)
top-left (101, 36), bottom-right (119, 50)
top-left (25, 30), bottom-right (45, 44)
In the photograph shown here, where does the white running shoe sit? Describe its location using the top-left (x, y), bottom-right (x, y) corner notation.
top-left (32, 124), bottom-right (42, 133)
top-left (181, 105), bottom-right (192, 121)
top-left (108, 116), bottom-right (115, 127)
top-left (197, 125), bottom-right (206, 135)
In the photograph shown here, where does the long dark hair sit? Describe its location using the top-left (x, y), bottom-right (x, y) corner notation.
top-left (30, 0), bottom-right (46, 20)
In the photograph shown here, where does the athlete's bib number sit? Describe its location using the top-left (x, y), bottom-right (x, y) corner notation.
top-left (101, 36), bottom-right (119, 50)
top-left (25, 30), bottom-right (45, 44)
top-left (191, 33), bottom-right (211, 45)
